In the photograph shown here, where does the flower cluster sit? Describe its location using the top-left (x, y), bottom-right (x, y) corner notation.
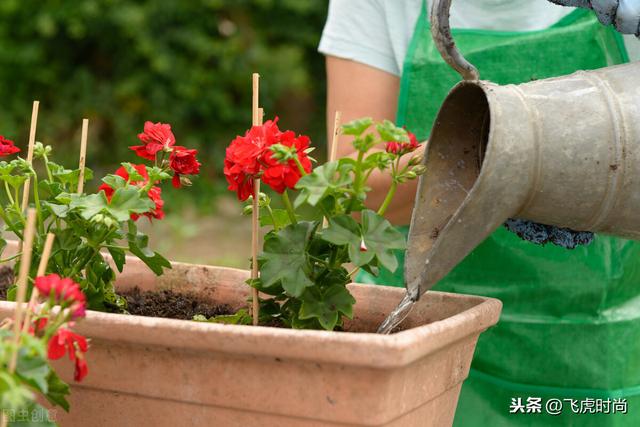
top-left (385, 129), bottom-right (419, 156)
top-left (28, 274), bottom-right (90, 382)
top-left (224, 118), bottom-right (312, 201)
top-left (35, 274), bottom-right (87, 319)
top-left (130, 121), bottom-right (201, 189)
top-left (100, 121), bottom-right (201, 222)
top-left (0, 136), bottom-right (20, 157)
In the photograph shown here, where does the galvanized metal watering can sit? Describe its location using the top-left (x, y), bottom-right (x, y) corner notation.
top-left (405, 0), bottom-right (640, 300)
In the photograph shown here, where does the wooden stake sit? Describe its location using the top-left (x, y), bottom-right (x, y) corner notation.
top-left (323, 110), bottom-right (342, 228)
top-left (77, 119), bottom-right (89, 194)
top-left (250, 73), bottom-right (260, 326)
top-left (20, 101), bottom-right (40, 212)
top-left (329, 110), bottom-right (342, 163)
top-left (21, 233), bottom-right (55, 334)
top-left (8, 208), bottom-right (37, 372)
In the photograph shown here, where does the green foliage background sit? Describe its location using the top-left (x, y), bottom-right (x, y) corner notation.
top-left (0, 0), bottom-right (328, 206)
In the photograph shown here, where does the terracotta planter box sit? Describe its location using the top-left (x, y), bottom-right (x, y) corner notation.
top-left (0, 242), bottom-right (501, 426)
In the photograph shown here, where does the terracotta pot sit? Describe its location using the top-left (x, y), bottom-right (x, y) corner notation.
top-left (0, 241), bottom-right (501, 426)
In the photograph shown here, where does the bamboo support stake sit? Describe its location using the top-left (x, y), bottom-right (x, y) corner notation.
top-left (329, 110), bottom-right (342, 164)
top-left (20, 101), bottom-right (40, 212)
top-left (250, 73), bottom-right (260, 326)
top-left (21, 233), bottom-right (55, 334)
top-left (8, 209), bottom-right (37, 373)
top-left (323, 110), bottom-right (342, 228)
top-left (77, 119), bottom-right (89, 194)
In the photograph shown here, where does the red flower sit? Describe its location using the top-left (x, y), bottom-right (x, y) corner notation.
top-left (130, 121), bottom-right (176, 161)
top-left (48, 328), bottom-right (89, 382)
top-left (169, 146), bottom-right (201, 188)
top-left (261, 131), bottom-right (312, 194)
top-left (98, 164), bottom-right (164, 220)
top-left (34, 274), bottom-right (86, 319)
top-left (224, 119), bottom-right (282, 201)
top-left (385, 130), bottom-right (419, 156)
top-left (0, 136), bottom-right (19, 157)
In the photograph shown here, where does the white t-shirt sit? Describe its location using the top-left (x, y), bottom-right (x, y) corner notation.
top-left (318, 0), bottom-right (640, 76)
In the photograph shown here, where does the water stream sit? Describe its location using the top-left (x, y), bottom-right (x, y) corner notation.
top-left (376, 290), bottom-right (418, 335)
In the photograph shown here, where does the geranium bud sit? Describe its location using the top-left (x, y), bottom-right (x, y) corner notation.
top-left (243, 205), bottom-right (253, 216)
top-left (409, 154), bottom-right (424, 166)
top-left (359, 239), bottom-right (368, 252)
top-left (412, 165), bottom-right (427, 176)
top-left (179, 176), bottom-right (193, 187)
top-left (405, 171), bottom-right (418, 180)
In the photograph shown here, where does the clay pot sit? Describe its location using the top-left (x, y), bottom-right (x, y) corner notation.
top-left (0, 242), bottom-right (501, 426)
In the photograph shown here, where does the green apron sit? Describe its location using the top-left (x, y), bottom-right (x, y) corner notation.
top-left (359, 7), bottom-right (640, 426)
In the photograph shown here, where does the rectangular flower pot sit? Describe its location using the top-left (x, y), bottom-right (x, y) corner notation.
top-left (0, 243), bottom-right (501, 426)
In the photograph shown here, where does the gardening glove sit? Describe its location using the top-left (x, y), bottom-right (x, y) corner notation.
top-left (504, 219), bottom-right (594, 249)
top-left (548, 0), bottom-right (640, 36)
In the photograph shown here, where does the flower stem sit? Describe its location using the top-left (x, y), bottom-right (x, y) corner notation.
top-left (377, 180), bottom-right (397, 216)
top-left (281, 191), bottom-right (297, 225)
top-left (293, 157), bottom-right (307, 176)
top-left (4, 182), bottom-right (14, 205)
top-left (265, 205), bottom-right (280, 232)
top-left (347, 151), bottom-right (365, 214)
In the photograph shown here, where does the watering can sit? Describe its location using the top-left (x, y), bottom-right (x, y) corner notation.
top-left (404, 0), bottom-right (640, 301)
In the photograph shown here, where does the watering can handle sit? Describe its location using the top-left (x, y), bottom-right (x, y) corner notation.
top-left (430, 0), bottom-right (480, 81)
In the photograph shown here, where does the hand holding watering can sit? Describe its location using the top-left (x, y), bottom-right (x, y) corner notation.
top-left (550, 0), bottom-right (640, 36)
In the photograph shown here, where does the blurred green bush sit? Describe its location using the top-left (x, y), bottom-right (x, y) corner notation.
top-left (0, 0), bottom-right (328, 208)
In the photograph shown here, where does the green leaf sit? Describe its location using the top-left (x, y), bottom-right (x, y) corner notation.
top-left (121, 163), bottom-right (144, 181)
top-left (0, 372), bottom-right (33, 412)
top-left (44, 370), bottom-right (70, 412)
top-left (107, 247), bottom-right (126, 272)
top-left (108, 187), bottom-right (154, 222)
top-left (295, 162), bottom-right (350, 207)
top-left (15, 351), bottom-right (50, 394)
top-left (53, 166), bottom-right (94, 187)
top-left (259, 209), bottom-right (291, 229)
top-left (128, 238), bottom-right (170, 275)
top-left (198, 309), bottom-right (252, 325)
top-left (341, 117), bottom-right (372, 136)
top-left (146, 166), bottom-right (171, 182)
top-left (376, 119), bottom-right (409, 143)
top-left (259, 222), bottom-right (316, 297)
top-left (101, 174), bottom-right (126, 190)
top-left (299, 284), bottom-right (356, 330)
top-left (321, 210), bottom-right (406, 272)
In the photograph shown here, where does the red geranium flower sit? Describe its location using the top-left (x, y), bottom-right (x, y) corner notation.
top-left (98, 164), bottom-right (164, 220)
top-left (261, 131), bottom-right (312, 194)
top-left (130, 121), bottom-right (176, 161)
top-left (48, 328), bottom-right (89, 382)
top-left (169, 146), bottom-right (201, 188)
top-left (385, 130), bottom-right (419, 156)
top-left (224, 119), bottom-right (282, 201)
top-left (35, 274), bottom-right (86, 319)
top-left (0, 136), bottom-right (20, 157)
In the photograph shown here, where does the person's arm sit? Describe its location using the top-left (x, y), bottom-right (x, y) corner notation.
top-left (326, 56), bottom-right (424, 225)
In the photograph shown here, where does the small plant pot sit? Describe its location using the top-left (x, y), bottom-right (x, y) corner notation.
top-left (0, 240), bottom-right (501, 426)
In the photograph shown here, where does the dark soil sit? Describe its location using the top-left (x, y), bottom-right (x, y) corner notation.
top-left (0, 266), bottom-right (14, 300)
top-left (0, 264), bottom-right (231, 321)
top-left (122, 287), bottom-right (232, 320)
